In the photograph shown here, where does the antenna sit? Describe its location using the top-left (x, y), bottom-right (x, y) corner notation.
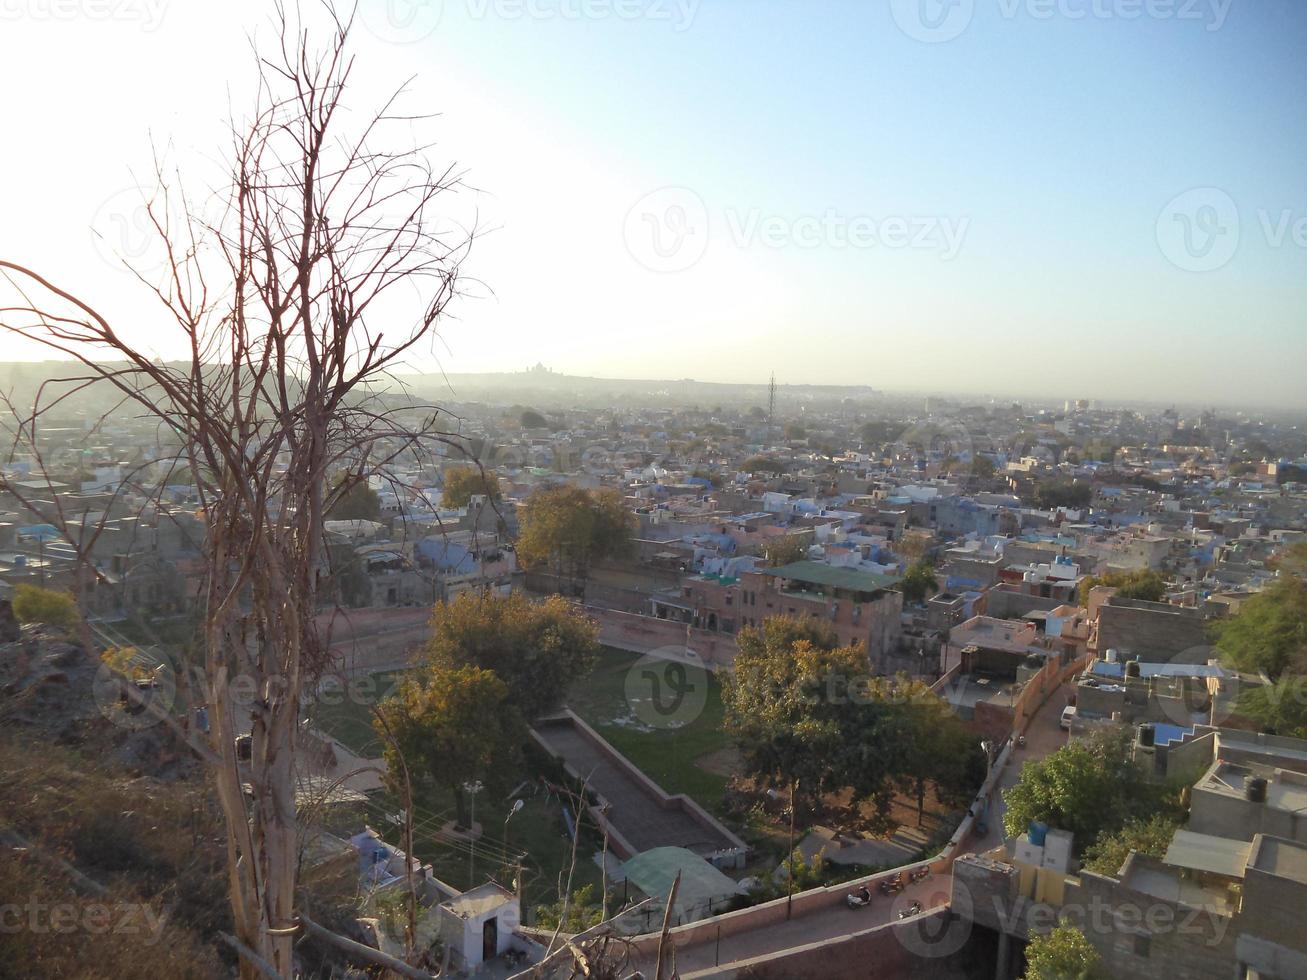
top-left (768, 372), bottom-right (777, 427)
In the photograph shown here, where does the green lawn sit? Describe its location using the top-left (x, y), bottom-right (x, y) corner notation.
top-left (306, 671), bottom-right (405, 757)
top-left (565, 648), bottom-right (734, 818)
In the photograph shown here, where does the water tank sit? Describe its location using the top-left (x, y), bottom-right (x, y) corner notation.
top-left (1029, 822), bottom-right (1048, 846)
top-left (1125, 660), bottom-right (1142, 679)
top-left (1246, 777), bottom-right (1269, 803)
top-left (1105, 649), bottom-right (1119, 664)
top-left (1138, 724), bottom-right (1156, 748)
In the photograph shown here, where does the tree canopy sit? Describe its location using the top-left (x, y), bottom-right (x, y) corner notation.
top-left (900, 561), bottom-right (940, 605)
top-left (1002, 729), bottom-right (1181, 851)
top-left (763, 535), bottom-right (808, 568)
top-left (1077, 568), bottom-right (1168, 606)
top-left (375, 663), bottom-right (522, 828)
top-left (326, 474), bottom-right (382, 522)
top-left (1214, 577), bottom-right (1307, 680)
top-left (11, 584), bottom-right (79, 629)
top-left (722, 617), bottom-right (981, 823)
top-left (1023, 923), bottom-right (1106, 980)
top-left (441, 465), bottom-right (501, 508)
top-left (422, 591), bottom-right (599, 722)
top-left (1081, 813), bottom-right (1183, 877)
top-left (515, 485), bottom-right (633, 582)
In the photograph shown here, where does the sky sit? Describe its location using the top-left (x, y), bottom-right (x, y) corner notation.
top-left (1, 0), bottom-right (1305, 407)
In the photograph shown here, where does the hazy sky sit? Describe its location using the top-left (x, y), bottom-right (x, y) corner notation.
top-left (2, 0), bottom-right (1304, 406)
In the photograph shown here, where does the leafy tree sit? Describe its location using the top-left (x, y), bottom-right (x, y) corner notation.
top-left (375, 664), bottom-right (522, 828)
top-left (11, 584), bottom-right (78, 628)
top-left (763, 535), bottom-right (808, 568)
top-left (970, 455), bottom-right (997, 479)
top-left (747, 405), bottom-right (766, 420)
top-left (327, 473), bottom-right (381, 522)
top-left (534, 884), bottom-right (604, 932)
top-left (783, 423), bottom-right (806, 440)
top-left (1023, 923), bottom-right (1106, 980)
top-left (859, 419), bottom-right (898, 447)
top-left (423, 591), bottom-right (599, 722)
top-left (1272, 541), bottom-right (1307, 578)
top-left (1212, 578), bottom-right (1307, 680)
top-left (516, 485), bottom-right (633, 586)
top-left (894, 530), bottom-right (932, 565)
top-left (1077, 569), bottom-right (1168, 606)
top-left (1030, 480), bottom-right (1093, 510)
top-left (441, 465), bottom-right (501, 508)
top-left (520, 408), bottom-right (549, 429)
top-left (722, 617), bottom-right (864, 797)
top-left (1002, 729), bottom-right (1181, 850)
top-left (741, 455), bottom-right (785, 475)
top-left (1238, 678), bottom-right (1307, 737)
top-left (1082, 813), bottom-right (1183, 877)
top-left (900, 561), bottom-right (939, 605)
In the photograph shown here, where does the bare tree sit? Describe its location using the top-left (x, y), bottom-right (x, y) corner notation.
top-left (0, 5), bottom-right (470, 975)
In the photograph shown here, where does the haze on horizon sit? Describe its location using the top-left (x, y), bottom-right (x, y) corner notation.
top-left (1, 0), bottom-right (1304, 408)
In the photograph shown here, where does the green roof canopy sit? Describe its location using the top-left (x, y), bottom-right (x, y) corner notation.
top-left (761, 560), bottom-right (901, 593)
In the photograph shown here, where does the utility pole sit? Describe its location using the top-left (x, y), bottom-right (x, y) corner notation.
top-left (786, 778), bottom-right (799, 920)
top-left (465, 780), bottom-right (484, 888)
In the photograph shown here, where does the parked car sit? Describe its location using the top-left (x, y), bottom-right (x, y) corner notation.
top-left (1060, 705), bottom-right (1077, 731)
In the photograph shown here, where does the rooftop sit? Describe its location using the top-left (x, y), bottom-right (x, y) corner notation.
top-left (760, 560), bottom-right (900, 593)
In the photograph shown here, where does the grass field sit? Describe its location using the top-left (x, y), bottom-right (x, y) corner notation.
top-left (564, 648), bottom-right (734, 818)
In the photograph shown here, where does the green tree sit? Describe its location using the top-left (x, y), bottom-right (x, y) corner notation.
top-left (520, 408), bottom-right (549, 429)
top-left (1238, 678), bottom-right (1307, 737)
top-left (1082, 813), bottom-right (1183, 877)
top-left (375, 664), bottom-right (522, 828)
top-left (1030, 480), bottom-right (1093, 510)
top-left (1002, 728), bottom-right (1180, 850)
top-left (1023, 923), bottom-right (1106, 980)
top-left (423, 591), bottom-right (599, 722)
top-left (441, 465), bottom-right (501, 508)
top-left (1077, 569), bottom-right (1168, 606)
top-left (900, 561), bottom-right (939, 605)
top-left (1212, 578), bottom-right (1307, 680)
top-left (763, 535), bottom-right (808, 567)
top-left (327, 474), bottom-right (381, 522)
top-left (516, 485), bottom-right (633, 587)
top-left (534, 884), bottom-right (604, 932)
top-left (741, 455), bottom-right (785, 475)
top-left (11, 584), bottom-right (78, 628)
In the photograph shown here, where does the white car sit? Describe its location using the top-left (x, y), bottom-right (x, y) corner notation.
top-left (1060, 705), bottom-right (1077, 731)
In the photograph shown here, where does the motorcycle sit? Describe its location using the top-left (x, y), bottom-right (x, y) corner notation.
top-left (1016, 734), bottom-right (1027, 749)
top-left (845, 889), bottom-right (873, 910)
top-left (878, 874), bottom-right (904, 896)
top-left (908, 866), bottom-right (929, 884)
top-left (897, 901), bottom-right (923, 920)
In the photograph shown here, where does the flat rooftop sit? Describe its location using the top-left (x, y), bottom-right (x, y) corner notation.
top-left (1250, 837), bottom-right (1307, 884)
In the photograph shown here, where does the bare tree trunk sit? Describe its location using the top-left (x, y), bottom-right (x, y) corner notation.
top-left (0, 6), bottom-right (470, 976)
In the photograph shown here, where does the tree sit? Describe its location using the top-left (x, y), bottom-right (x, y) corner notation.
top-left (1082, 814), bottom-right (1183, 877)
top-left (1, 9), bottom-right (468, 974)
top-left (1002, 729), bottom-right (1180, 850)
top-left (1238, 678), bottom-right (1307, 737)
top-left (1077, 569), bottom-right (1168, 606)
top-left (520, 408), bottom-right (549, 429)
top-left (327, 473), bottom-right (382, 522)
top-left (10, 584), bottom-right (78, 629)
top-left (970, 455), bottom-right (997, 479)
top-left (516, 485), bottom-right (633, 587)
top-left (441, 465), bottom-right (501, 508)
top-left (375, 665), bottom-right (521, 828)
top-left (741, 455), bottom-right (785, 475)
top-left (900, 561), bottom-right (939, 605)
top-left (422, 591), bottom-right (598, 722)
top-left (1030, 480), bottom-right (1094, 510)
top-left (763, 535), bottom-right (808, 567)
top-left (1023, 923), bottom-right (1106, 980)
top-left (1212, 578), bottom-right (1307, 680)
top-left (894, 530), bottom-right (932, 565)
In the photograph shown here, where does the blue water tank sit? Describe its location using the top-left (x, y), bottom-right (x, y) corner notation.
top-left (1029, 822), bottom-right (1048, 846)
